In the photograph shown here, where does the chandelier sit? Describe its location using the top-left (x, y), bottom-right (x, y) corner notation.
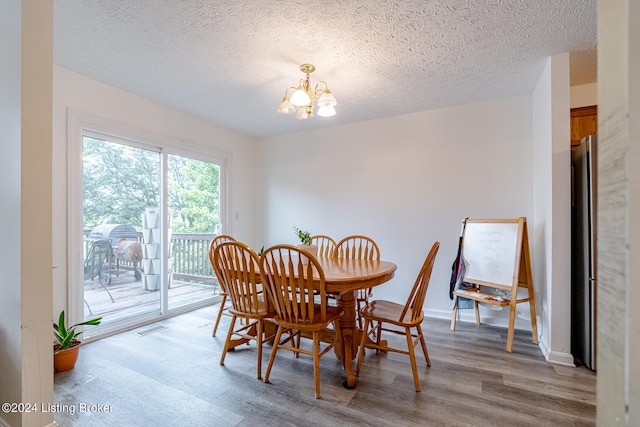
top-left (276, 64), bottom-right (337, 120)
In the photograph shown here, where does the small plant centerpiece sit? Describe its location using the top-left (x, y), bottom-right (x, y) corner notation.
top-left (294, 226), bottom-right (312, 246)
top-left (53, 310), bottom-right (102, 372)
top-left (293, 226), bottom-right (317, 260)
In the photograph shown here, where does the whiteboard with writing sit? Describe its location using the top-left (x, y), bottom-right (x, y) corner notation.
top-left (463, 221), bottom-right (519, 287)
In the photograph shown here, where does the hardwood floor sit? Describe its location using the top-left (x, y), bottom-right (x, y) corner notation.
top-left (54, 306), bottom-right (596, 426)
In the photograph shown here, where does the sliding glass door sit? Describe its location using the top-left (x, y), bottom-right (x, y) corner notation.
top-left (79, 131), bottom-right (224, 329)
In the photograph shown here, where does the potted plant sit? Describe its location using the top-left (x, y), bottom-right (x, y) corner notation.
top-left (53, 310), bottom-right (102, 372)
top-left (293, 226), bottom-right (317, 259)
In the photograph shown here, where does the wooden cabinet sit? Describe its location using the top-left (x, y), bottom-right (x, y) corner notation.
top-left (571, 105), bottom-right (597, 148)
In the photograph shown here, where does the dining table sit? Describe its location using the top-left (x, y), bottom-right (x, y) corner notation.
top-left (315, 256), bottom-right (397, 389)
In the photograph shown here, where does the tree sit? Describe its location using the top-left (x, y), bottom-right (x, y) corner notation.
top-left (83, 137), bottom-right (219, 234)
top-left (168, 154), bottom-right (219, 233)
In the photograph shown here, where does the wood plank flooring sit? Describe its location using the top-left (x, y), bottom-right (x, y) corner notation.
top-left (54, 306), bottom-right (596, 427)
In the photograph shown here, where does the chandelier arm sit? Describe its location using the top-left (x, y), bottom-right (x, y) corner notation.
top-left (314, 81), bottom-right (329, 96)
top-left (283, 86), bottom-right (297, 98)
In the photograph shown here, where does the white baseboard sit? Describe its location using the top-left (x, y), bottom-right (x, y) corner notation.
top-left (425, 307), bottom-right (536, 331)
top-left (544, 347), bottom-right (576, 366)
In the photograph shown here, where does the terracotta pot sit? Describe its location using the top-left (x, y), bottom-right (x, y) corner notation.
top-left (54, 340), bottom-right (81, 372)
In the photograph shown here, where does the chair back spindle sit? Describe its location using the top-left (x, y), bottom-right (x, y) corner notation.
top-left (214, 241), bottom-right (267, 317)
top-left (309, 235), bottom-right (337, 258)
top-left (261, 245), bottom-right (327, 325)
top-left (335, 235), bottom-right (380, 260)
top-left (334, 235), bottom-right (381, 327)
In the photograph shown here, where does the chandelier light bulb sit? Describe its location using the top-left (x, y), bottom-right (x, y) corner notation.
top-left (296, 106), bottom-right (309, 120)
top-left (290, 87), bottom-right (311, 106)
top-left (317, 105), bottom-right (336, 117)
top-left (276, 97), bottom-right (296, 114)
top-left (317, 89), bottom-right (337, 108)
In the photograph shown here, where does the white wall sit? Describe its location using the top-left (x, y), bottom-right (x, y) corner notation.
top-left (257, 96), bottom-right (537, 330)
top-left (532, 53), bottom-right (573, 365)
top-left (570, 82), bottom-right (597, 108)
top-left (52, 67), bottom-right (258, 320)
top-left (0, 1), bottom-right (25, 426)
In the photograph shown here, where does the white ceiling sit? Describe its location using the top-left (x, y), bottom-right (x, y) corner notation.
top-left (54, 0), bottom-right (597, 139)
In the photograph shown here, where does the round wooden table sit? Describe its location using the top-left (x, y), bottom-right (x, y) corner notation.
top-left (316, 257), bottom-right (397, 388)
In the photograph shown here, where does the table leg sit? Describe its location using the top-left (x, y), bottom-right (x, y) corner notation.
top-left (336, 291), bottom-right (358, 389)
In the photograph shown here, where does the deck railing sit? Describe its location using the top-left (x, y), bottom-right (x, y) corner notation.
top-left (170, 233), bottom-right (215, 283)
top-left (83, 230), bottom-right (216, 283)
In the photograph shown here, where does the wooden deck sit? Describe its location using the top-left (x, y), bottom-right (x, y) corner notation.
top-left (83, 270), bottom-right (221, 322)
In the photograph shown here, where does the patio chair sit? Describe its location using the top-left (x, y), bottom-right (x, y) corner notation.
top-left (84, 238), bottom-right (114, 303)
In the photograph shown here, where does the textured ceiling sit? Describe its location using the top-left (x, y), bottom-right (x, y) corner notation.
top-left (54, 0), bottom-right (597, 139)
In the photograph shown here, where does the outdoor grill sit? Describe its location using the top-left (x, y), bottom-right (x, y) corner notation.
top-left (88, 224), bottom-right (139, 245)
top-left (87, 223), bottom-right (142, 281)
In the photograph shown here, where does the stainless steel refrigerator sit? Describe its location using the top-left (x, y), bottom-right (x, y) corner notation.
top-left (571, 134), bottom-right (597, 370)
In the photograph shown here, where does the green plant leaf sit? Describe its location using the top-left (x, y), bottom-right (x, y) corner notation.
top-left (293, 226), bottom-right (311, 245)
top-left (54, 310), bottom-right (102, 349)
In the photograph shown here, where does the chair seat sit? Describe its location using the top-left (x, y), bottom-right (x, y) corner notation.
top-left (273, 305), bottom-right (343, 332)
top-left (360, 300), bottom-right (423, 327)
top-left (228, 295), bottom-right (273, 320)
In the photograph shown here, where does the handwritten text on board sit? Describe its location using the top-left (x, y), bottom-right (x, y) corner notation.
top-left (463, 222), bottom-right (519, 286)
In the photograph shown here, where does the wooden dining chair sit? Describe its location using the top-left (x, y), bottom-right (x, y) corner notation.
top-left (334, 235), bottom-right (381, 328)
top-left (309, 235), bottom-right (337, 258)
top-left (355, 241), bottom-right (440, 392)
top-left (212, 240), bottom-right (275, 380)
top-left (310, 235), bottom-right (338, 305)
top-left (208, 234), bottom-right (236, 337)
top-left (261, 244), bottom-right (344, 399)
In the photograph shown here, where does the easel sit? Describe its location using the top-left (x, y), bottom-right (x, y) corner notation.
top-left (450, 217), bottom-right (538, 352)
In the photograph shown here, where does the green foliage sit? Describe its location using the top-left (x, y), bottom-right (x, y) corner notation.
top-left (293, 226), bottom-right (311, 245)
top-left (53, 311), bottom-right (102, 349)
top-left (83, 137), bottom-right (159, 229)
top-left (168, 155), bottom-right (220, 233)
top-left (82, 137), bottom-right (220, 234)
